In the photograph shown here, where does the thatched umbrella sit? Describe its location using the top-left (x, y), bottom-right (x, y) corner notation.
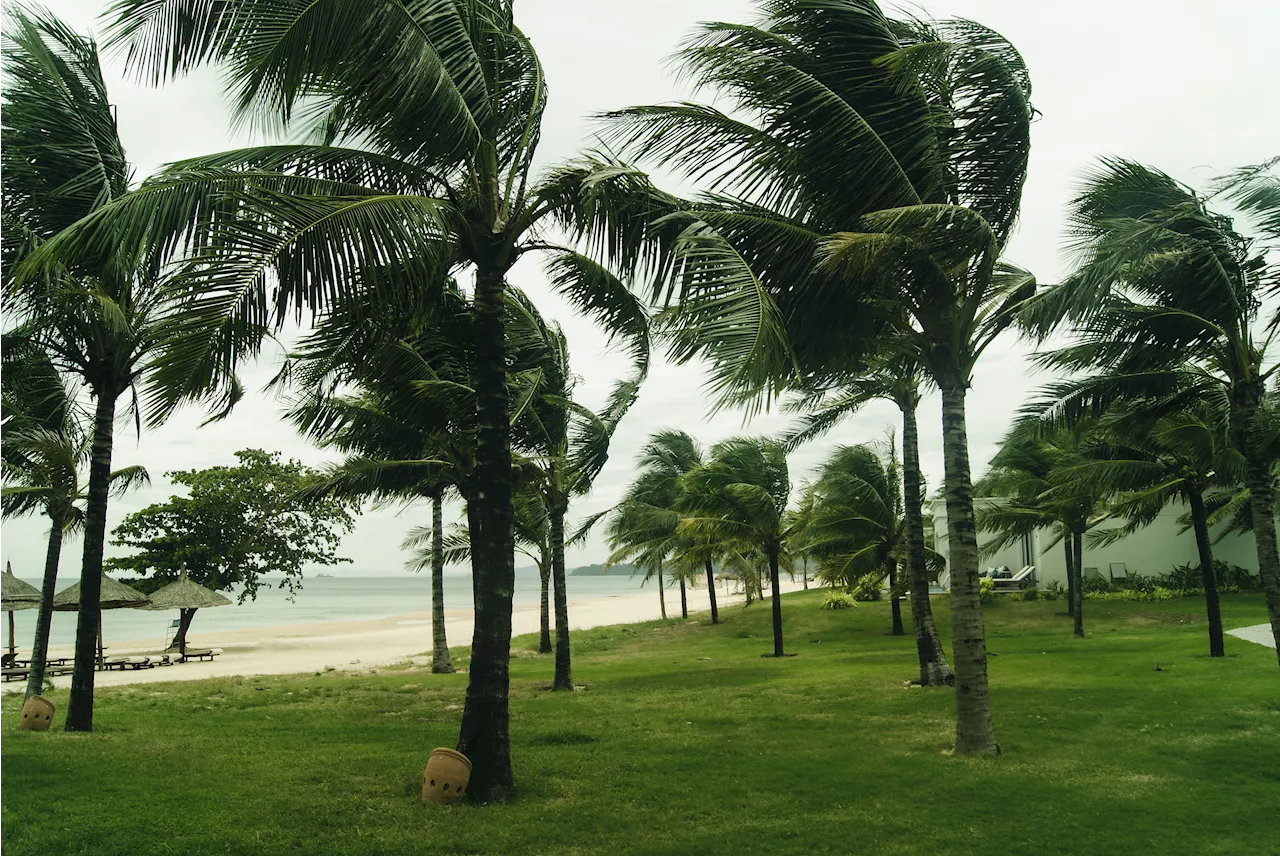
top-left (138, 570), bottom-right (232, 656)
top-left (2, 562), bottom-right (42, 659)
top-left (53, 574), bottom-right (151, 666)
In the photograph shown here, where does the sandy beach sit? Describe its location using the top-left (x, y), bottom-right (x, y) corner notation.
top-left (36, 578), bottom-right (811, 688)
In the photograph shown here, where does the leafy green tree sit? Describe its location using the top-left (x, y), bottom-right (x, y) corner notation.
top-left (681, 437), bottom-right (796, 657)
top-left (1, 8), bottom-right (206, 732)
top-left (977, 421), bottom-right (1107, 638)
top-left (106, 450), bottom-right (355, 649)
top-left (573, 3), bottom-right (1033, 751)
top-left (26, 0), bottom-right (650, 798)
top-left (1, 345), bottom-right (148, 698)
top-left (787, 356), bottom-right (953, 684)
top-left (1022, 158), bottom-right (1280, 661)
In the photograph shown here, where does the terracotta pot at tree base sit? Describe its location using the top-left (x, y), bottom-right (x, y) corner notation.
top-left (19, 696), bottom-right (55, 732)
top-left (422, 747), bottom-right (471, 804)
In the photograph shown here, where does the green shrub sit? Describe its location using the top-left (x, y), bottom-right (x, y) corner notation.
top-left (1020, 586), bottom-right (1040, 601)
top-left (821, 590), bottom-right (858, 610)
top-left (979, 577), bottom-right (996, 604)
top-left (1043, 580), bottom-right (1064, 600)
top-left (850, 574), bottom-right (883, 602)
top-left (1082, 575), bottom-right (1111, 594)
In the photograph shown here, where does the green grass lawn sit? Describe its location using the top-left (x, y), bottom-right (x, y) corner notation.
top-left (3, 592), bottom-right (1277, 856)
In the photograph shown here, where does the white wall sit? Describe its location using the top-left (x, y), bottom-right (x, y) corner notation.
top-left (931, 497), bottom-right (1261, 588)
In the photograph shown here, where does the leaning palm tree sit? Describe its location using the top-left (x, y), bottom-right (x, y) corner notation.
top-left (680, 437), bottom-right (795, 657)
top-left (977, 420), bottom-right (1108, 638)
top-left (787, 355), bottom-right (952, 684)
top-left (1, 11), bottom-right (191, 730)
top-left (1061, 404), bottom-right (1241, 657)
top-left (1022, 158), bottom-right (1280, 662)
top-left (23, 0), bottom-right (651, 799)
top-left (1, 345), bottom-right (149, 700)
top-left (567, 3), bottom-right (1032, 752)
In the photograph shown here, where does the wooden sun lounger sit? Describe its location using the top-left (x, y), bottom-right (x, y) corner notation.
top-left (2, 666), bottom-right (28, 682)
top-left (102, 656), bottom-right (154, 671)
top-left (993, 566), bottom-right (1035, 591)
top-left (179, 648), bottom-right (219, 663)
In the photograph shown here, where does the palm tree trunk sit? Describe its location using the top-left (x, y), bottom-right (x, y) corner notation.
top-left (889, 561), bottom-right (904, 636)
top-left (26, 520), bottom-right (64, 700)
top-left (657, 562), bottom-right (667, 619)
top-left (66, 385), bottom-right (118, 733)
top-left (1072, 531), bottom-right (1084, 639)
top-left (550, 507), bottom-right (572, 691)
top-left (768, 546), bottom-right (784, 657)
top-left (679, 578), bottom-right (688, 619)
top-left (538, 559), bottom-right (552, 654)
top-left (1243, 415), bottom-right (1280, 665)
top-left (1064, 537), bottom-right (1076, 618)
top-left (1187, 488), bottom-right (1225, 657)
top-left (431, 494), bottom-right (454, 674)
top-left (705, 558), bottom-right (719, 625)
top-left (802, 556), bottom-right (809, 590)
top-left (900, 401), bottom-right (953, 686)
top-left (455, 267), bottom-right (516, 802)
top-left (939, 382), bottom-right (998, 754)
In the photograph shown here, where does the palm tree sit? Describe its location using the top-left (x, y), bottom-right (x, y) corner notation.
top-left (1, 344), bottom-right (149, 700)
top-left (1062, 405), bottom-right (1240, 656)
top-left (977, 421), bottom-right (1107, 638)
top-left (1, 11), bottom-right (194, 731)
top-left (787, 356), bottom-right (953, 684)
top-left (571, 3), bottom-right (1032, 751)
top-left (602, 430), bottom-right (721, 625)
top-left (805, 443), bottom-right (947, 636)
top-left (680, 437), bottom-right (795, 657)
top-left (1022, 158), bottom-right (1280, 662)
top-left (22, 0), bottom-right (653, 799)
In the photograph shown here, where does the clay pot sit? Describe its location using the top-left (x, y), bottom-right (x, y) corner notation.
top-left (19, 695), bottom-right (55, 732)
top-left (422, 747), bottom-right (471, 804)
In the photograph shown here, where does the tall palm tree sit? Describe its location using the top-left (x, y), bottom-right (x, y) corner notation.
top-left (1, 11), bottom-right (194, 731)
top-left (805, 444), bottom-right (944, 636)
top-left (602, 430), bottom-right (721, 625)
top-left (1, 344), bottom-right (149, 700)
top-left (1061, 405), bottom-right (1241, 657)
top-left (680, 437), bottom-right (795, 657)
top-left (21, 1), bottom-right (652, 794)
top-left (1022, 158), bottom-right (1280, 662)
top-left (565, 3), bottom-right (1032, 751)
top-left (787, 356), bottom-right (953, 684)
top-left (977, 420), bottom-right (1107, 638)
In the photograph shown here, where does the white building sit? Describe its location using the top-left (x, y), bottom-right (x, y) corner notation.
top-left (930, 497), bottom-right (1262, 588)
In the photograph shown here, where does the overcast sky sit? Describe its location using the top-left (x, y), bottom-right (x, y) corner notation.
top-left (4, 0), bottom-right (1277, 579)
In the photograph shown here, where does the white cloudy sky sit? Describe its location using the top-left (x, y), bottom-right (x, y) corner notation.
top-left (4, 0), bottom-right (1277, 578)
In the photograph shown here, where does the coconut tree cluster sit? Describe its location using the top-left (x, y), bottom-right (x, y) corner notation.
top-left (4, 0), bottom-right (1276, 805)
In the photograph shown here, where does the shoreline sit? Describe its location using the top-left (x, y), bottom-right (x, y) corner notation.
top-left (37, 579), bottom-right (811, 688)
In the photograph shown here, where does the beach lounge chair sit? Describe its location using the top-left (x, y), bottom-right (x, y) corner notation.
top-left (2, 665), bottom-right (28, 682)
top-left (179, 648), bottom-right (219, 663)
top-left (102, 656), bottom-right (154, 671)
top-left (993, 566), bottom-right (1035, 591)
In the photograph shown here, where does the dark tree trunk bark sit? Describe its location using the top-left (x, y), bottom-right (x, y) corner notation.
top-left (550, 507), bottom-right (572, 691)
top-left (657, 563), bottom-right (667, 619)
top-left (705, 558), bottom-right (719, 625)
top-left (168, 608), bottom-right (198, 656)
top-left (900, 401), bottom-right (953, 686)
top-left (1072, 531), bottom-right (1084, 639)
top-left (1188, 488), bottom-right (1225, 657)
top-left (431, 494), bottom-right (455, 674)
top-left (1242, 403), bottom-right (1280, 665)
top-left (1064, 537), bottom-right (1076, 618)
top-left (939, 382), bottom-right (998, 755)
top-left (889, 561), bottom-right (904, 636)
top-left (538, 557), bottom-right (552, 654)
top-left (802, 557), bottom-right (809, 590)
top-left (26, 520), bottom-right (65, 699)
top-left (455, 267), bottom-right (516, 802)
top-left (66, 385), bottom-right (118, 732)
top-left (679, 578), bottom-right (688, 619)
top-left (768, 546), bottom-right (784, 657)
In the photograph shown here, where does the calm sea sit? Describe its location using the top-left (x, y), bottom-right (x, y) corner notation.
top-left (7, 570), bottom-right (652, 651)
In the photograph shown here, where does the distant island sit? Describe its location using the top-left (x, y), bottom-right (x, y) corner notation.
top-left (570, 563), bottom-right (637, 577)
top-left (315, 573), bottom-right (335, 579)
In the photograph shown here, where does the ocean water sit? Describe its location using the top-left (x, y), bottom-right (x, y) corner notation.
top-left (6, 570), bottom-right (653, 652)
